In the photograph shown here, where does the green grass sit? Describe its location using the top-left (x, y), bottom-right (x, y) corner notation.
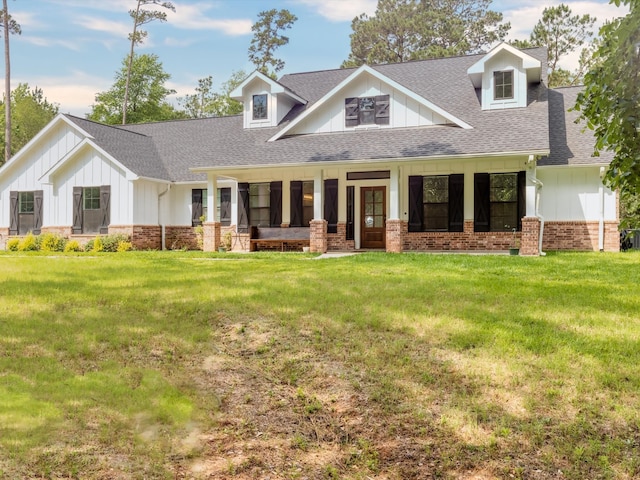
top-left (0, 250), bottom-right (639, 479)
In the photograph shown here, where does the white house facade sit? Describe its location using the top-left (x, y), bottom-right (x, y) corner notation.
top-left (0, 44), bottom-right (619, 254)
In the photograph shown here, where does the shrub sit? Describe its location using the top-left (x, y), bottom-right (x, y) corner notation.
top-left (39, 233), bottom-right (67, 252)
top-left (84, 239), bottom-right (95, 252)
top-left (116, 241), bottom-right (133, 252)
top-left (18, 232), bottom-right (38, 251)
top-left (92, 236), bottom-right (104, 253)
top-left (101, 233), bottom-right (131, 252)
top-left (64, 240), bottom-right (82, 252)
top-left (7, 238), bottom-right (20, 251)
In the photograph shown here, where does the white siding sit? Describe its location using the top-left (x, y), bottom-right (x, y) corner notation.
top-left (288, 72), bottom-right (449, 136)
top-left (52, 147), bottom-right (133, 226)
top-left (538, 167), bottom-right (616, 221)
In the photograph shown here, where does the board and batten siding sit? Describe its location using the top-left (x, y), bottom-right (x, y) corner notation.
top-left (0, 122), bottom-right (84, 228)
top-left (51, 147), bottom-right (133, 227)
top-left (480, 51), bottom-right (528, 110)
top-left (537, 167), bottom-right (616, 222)
top-left (289, 72), bottom-right (448, 136)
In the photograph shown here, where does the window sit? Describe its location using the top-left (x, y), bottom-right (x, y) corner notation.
top-left (10, 190), bottom-right (43, 235)
top-left (83, 187), bottom-right (100, 210)
top-left (72, 186), bottom-right (110, 234)
top-left (290, 181), bottom-right (314, 227)
top-left (345, 95), bottom-right (390, 127)
top-left (408, 175), bottom-right (464, 232)
top-left (252, 94), bottom-right (268, 120)
top-left (494, 71), bottom-right (513, 100)
top-left (489, 174), bottom-right (518, 231)
top-left (19, 191), bottom-right (34, 214)
top-left (474, 172), bottom-right (525, 232)
top-left (249, 183), bottom-right (271, 226)
top-left (192, 188), bottom-right (230, 226)
top-left (423, 176), bottom-right (449, 231)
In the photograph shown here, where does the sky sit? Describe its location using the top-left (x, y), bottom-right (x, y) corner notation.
top-left (4, 0), bottom-right (629, 117)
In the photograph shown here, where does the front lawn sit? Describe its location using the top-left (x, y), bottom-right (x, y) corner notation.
top-left (0, 251), bottom-right (639, 479)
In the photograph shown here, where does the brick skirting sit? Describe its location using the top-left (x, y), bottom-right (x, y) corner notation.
top-left (542, 221), bottom-right (619, 252)
top-left (109, 225), bottom-right (162, 250)
top-left (165, 226), bottom-right (199, 250)
top-left (402, 221), bottom-right (519, 251)
top-left (327, 223), bottom-right (355, 251)
top-left (310, 219), bottom-right (328, 253)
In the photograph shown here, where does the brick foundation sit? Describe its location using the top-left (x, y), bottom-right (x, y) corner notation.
top-left (327, 223), bottom-right (355, 251)
top-left (403, 221), bottom-right (520, 251)
top-left (166, 226), bottom-right (199, 250)
top-left (310, 220), bottom-right (328, 253)
top-left (386, 219), bottom-right (404, 253)
top-left (542, 221), bottom-right (619, 252)
top-left (41, 226), bottom-right (73, 237)
top-left (109, 225), bottom-right (161, 250)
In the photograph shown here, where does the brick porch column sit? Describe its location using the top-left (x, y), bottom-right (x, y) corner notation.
top-left (520, 217), bottom-right (540, 256)
top-left (203, 222), bottom-right (221, 252)
top-left (310, 219), bottom-right (327, 253)
top-left (386, 219), bottom-right (404, 253)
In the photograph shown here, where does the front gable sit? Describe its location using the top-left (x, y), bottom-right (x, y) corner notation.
top-left (271, 65), bottom-right (471, 141)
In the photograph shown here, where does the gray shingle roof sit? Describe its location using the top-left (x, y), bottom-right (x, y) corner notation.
top-left (540, 86), bottom-right (613, 166)
top-left (62, 47), bottom-right (599, 183)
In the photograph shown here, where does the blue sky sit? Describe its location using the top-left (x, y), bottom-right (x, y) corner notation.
top-left (5, 0), bottom-right (627, 117)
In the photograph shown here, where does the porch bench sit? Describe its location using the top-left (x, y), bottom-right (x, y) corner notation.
top-left (249, 226), bottom-right (310, 252)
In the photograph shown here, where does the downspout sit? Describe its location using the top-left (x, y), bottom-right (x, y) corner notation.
top-left (598, 166), bottom-right (605, 251)
top-left (528, 155), bottom-right (545, 256)
top-left (158, 183), bottom-right (171, 250)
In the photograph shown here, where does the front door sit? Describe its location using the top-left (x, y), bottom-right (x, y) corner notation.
top-left (361, 186), bottom-right (386, 249)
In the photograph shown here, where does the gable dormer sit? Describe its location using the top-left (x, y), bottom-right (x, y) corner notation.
top-left (230, 71), bottom-right (306, 129)
top-left (467, 43), bottom-right (542, 110)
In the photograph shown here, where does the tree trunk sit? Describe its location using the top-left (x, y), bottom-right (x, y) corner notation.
top-left (3, 0), bottom-right (11, 163)
top-left (122, 0), bottom-right (141, 125)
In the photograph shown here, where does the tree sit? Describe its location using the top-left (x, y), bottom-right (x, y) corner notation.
top-left (1, 0), bottom-right (21, 164)
top-left (574, 0), bottom-right (640, 229)
top-left (179, 70), bottom-right (245, 118)
top-left (89, 53), bottom-right (184, 125)
top-left (513, 4), bottom-right (596, 87)
top-left (248, 9), bottom-right (297, 77)
top-left (0, 83), bottom-right (58, 158)
top-left (123, 0), bottom-right (175, 124)
top-left (342, 0), bottom-right (510, 68)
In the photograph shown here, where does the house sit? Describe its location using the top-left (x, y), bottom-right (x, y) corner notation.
top-left (0, 43), bottom-right (619, 254)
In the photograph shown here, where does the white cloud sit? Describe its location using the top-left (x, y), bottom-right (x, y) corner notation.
top-left (73, 15), bottom-right (131, 38)
top-left (167, 4), bottom-right (252, 36)
top-left (17, 71), bottom-right (111, 117)
top-left (296, 0), bottom-right (377, 22)
top-left (20, 36), bottom-right (83, 52)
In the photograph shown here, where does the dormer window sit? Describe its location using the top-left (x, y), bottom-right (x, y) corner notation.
top-left (253, 94), bottom-right (268, 120)
top-left (345, 95), bottom-right (390, 127)
top-left (493, 71), bottom-right (513, 100)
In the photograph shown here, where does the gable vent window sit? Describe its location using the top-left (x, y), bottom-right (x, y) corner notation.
top-left (493, 71), bottom-right (513, 100)
top-left (252, 94), bottom-right (268, 120)
top-left (345, 95), bottom-right (390, 127)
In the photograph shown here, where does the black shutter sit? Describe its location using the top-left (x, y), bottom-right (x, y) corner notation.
top-left (448, 174), bottom-right (464, 232)
top-left (220, 187), bottom-right (231, 226)
top-left (324, 179), bottom-right (338, 234)
top-left (238, 183), bottom-right (249, 233)
top-left (474, 173), bottom-right (490, 232)
top-left (408, 176), bottom-right (423, 232)
top-left (375, 95), bottom-right (390, 125)
top-left (192, 189), bottom-right (203, 227)
top-left (72, 187), bottom-right (83, 234)
top-left (9, 191), bottom-right (18, 235)
top-left (346, 186), bottom-right (355, 241)
top-left (270, 181), bottom-right (282, 227)
top-left (345, 98), bottom-right (359, 127)
top-left (517, 171), bottom-right (526, 231)
top-left (99, 185), bottom-right (110, 234)
top-left (290, 181), bottom-right (303, 227)
top-left (33, 190), bottom-right (43, 235)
